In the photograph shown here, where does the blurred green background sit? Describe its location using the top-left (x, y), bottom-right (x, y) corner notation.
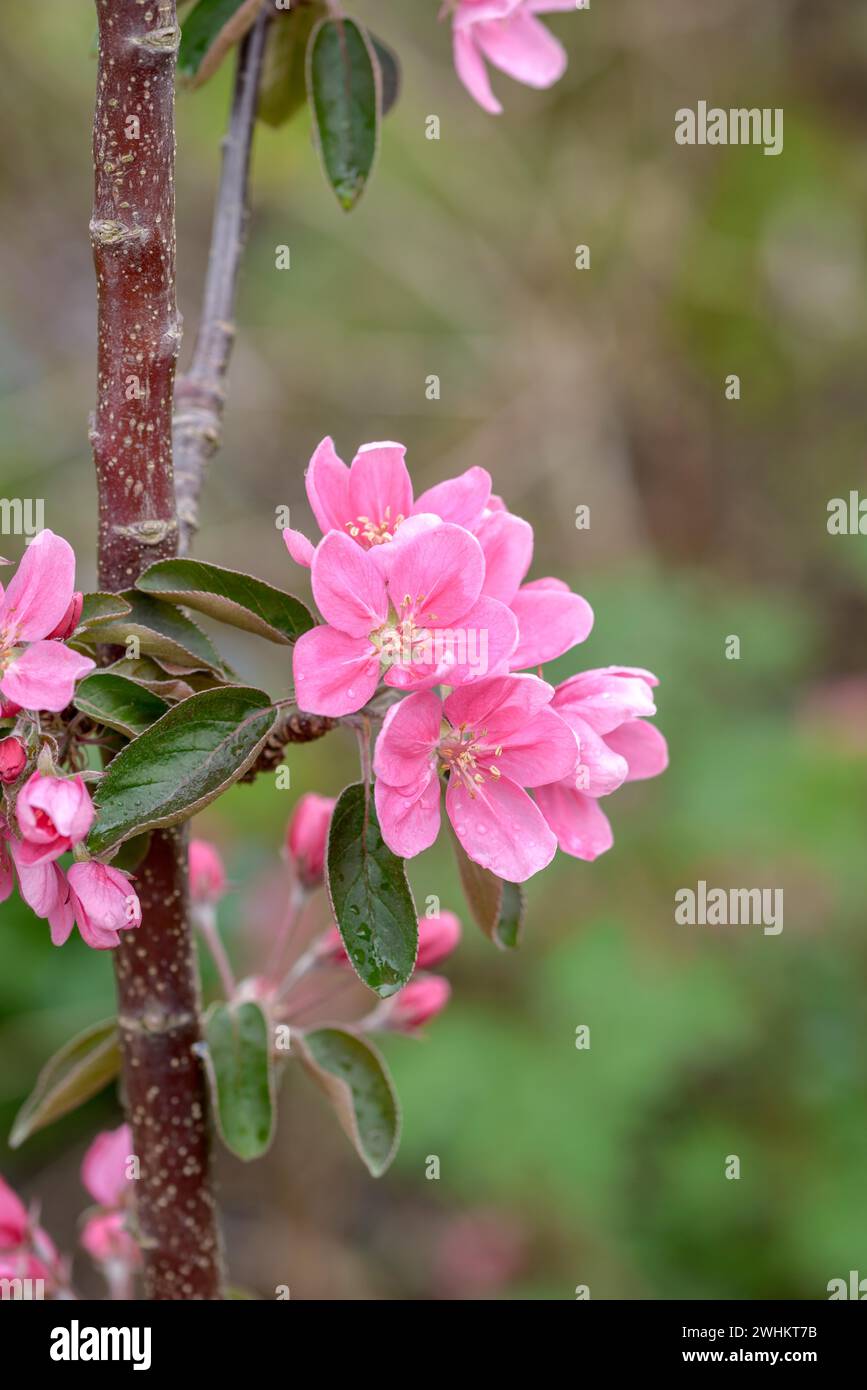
top-left (2, 0), bottom-right (867, 1299)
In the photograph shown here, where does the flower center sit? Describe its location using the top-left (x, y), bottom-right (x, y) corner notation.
top-left (371, 596), bottom-right (440, 671)
top-left (345, 506), bottom-right (405, 547)
top-left (438, 724), bottom-right (503, 797)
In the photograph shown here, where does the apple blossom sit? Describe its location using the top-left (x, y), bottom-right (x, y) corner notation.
top-left (321, 910), bottom-right (462, 971)
top-left (0, 1172), bottom-right (61, 1290)
top-left (14, 769), bottom-right (95, 866)
top-left (283, 436), bottom-right (492, 567)
top-left (80, 1125), bottom-right (141, 1278)
top-left (67, 861), bottom-right (142, 950)
top-left (293, 524), bottom-right (518, 716)
top-left (286, 792), bottom-right (335, 888)
top-left (0, 735), bottom-right (26, 784)
top-left (189, 838), bottom-right (228, 904)
top-left (0, 530), bottom-right (94, 712)
top-left (8, 840), bottom-right (75, 946)
top-left (451, 0), bottom-right (577, 116)
top-left (377, 975), bottom-right (452, 1031)
top-left (373, 673), bottom-right (579, 881)
top-left (535, 667), bottom-right (669, 861)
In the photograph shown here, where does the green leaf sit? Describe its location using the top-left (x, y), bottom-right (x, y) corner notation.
top-left (298, 1027), bottom-right (400, 1177)
top-left (76, 592), bottom-right (133, 634)
top-left (450, 831), bottom-right (525, 950)
top-left (202, 1001), bottom-right (275, 1161)
top-left (9, 1020), bottom-right (121, 1149)
top-left (178, 0), bottom-right (259, 86)
top-left (370, 35), bottom-right (400, 117)
top-left (258, 3), bottom-right (325, 128)
top-left (83, 591), bottom-right (226, 673)
top-left (88, 686), bottom-right (277, 854)
top-left (74, 672), bottom-right (169, 739)
top-left (104, 658), bottom-right (198, 703)
top-left (326, 781), bottom-right (417, 998)
top-left (307, 17), bottom-right (380, 212)
top-left (136, 558), bottom-right (314, 645)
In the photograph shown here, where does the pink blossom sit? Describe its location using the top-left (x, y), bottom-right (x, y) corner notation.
top-left (0, 834), bottom-right (12, 904)
top-left (0, 1173), bottom-right (59, 1289)
top-left (67, 861), bottom-right (142, 950)
top-left (535, 666), bottom-right (669, 861)
top-left (451, 0), bottom-right (576, 116)
top-left (82, 1124), bottom-right (134, 1208)
top-left (0, 1173), bottom-right (29, 1248)
top-left (293, 525), bottom-right (518, 716)
top-left (0, 735), bottom-right (26, 784)
top-left (0, 531), bottom-right (94, 711)
top-left (283, 436), bottom-right (492, 568)
top-left (80, 1210), bottom-right (140, 1268)
top-left (474, 509), bottom-right (594, 668)
top-left (321, 910), bottom-right (462, 970)
top-left (80, 1124), bottom-right (141, 1273)
top-left (379, 974), bottom-right (452, 1031)
top-left (189, 838), bottom-right (227, 904)
top-left (45, 591), bottom-right (84, 643)
top-left (14, 769), bottom-right (94, 866)
top-left (8, 840), bottom-right (76, 945)
top-left (373, 673), bottom-right (578, 881)
top-left (286, 793), bottom-right (335, 888)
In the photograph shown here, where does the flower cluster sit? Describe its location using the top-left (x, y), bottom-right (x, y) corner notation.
top-left (286, 438), bottom-right (667, 883)
top-left (0, 531), bottom-right (141, 950)
top-left (0, 1123), bottom-right (139, 1299)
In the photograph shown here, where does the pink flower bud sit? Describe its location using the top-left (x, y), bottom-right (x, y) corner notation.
top-left (0, 697), bottom-right (21, 719)
top-left (417, 911), bottom-right (462, 969)
top-left (45, 591), bottom-right (84, 642)
top-left (189, 839), bottom-right (227, 904)
top-left (383, 975), bottom-right (451, 1032)
top-left (81, 1124), bottom-right (134, 1208)
top-left (14, 770), bottom-right (94, 865)
top-left (0, 736), bottom-right (26, 784)
top-left (67, 861), bottom-right (142, 950)
top-left (80, 1211), bottom-right (140, 1268)
top-left (286, 793), bottom-right (335, 888)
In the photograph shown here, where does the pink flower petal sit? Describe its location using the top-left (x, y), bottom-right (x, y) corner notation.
top-left (604, 719), bottom-right (669, 781)
top-left (347, 442), bottom-right (413, 539)
top-left (391, 596), bottom-right (518, 690)
top-left (0, 1174), bottom-right (29, 1247)
top-left (414, 466), bottom-right (492, 530)
top-left (496, 705), bottom-right (579, 787)
top-left (454, 1), bottom-right (523, 26)
top-left (81, 1123), bottom-right (134, 1207)
top-left (564, 713), bottom-right (629, 796)
top-left (446, 774), bottom-right (557, 882)
top-left (373, 691), bottom-right (442, 788)
top-left (444, 672), bottom-right (555, 739)
top-left (310, 532), bottom-right (388, 637)
top-left (476, 511), bottom-right (533, 604)
top-left (554, 667), bottom-right (657, 735)
top-left (283, 528), bottom-right (314, 568)
top-left (535, 782), bottom-right (614, 862)
top-left (292, 625), bottom-right (380, 717)
top-left (0, 530), bottom-right (75, 643)
top-left (375, 773), bottom-right (442, 859)
top-left (453, 27), bottom-right (503, 115)
top-left (1, 641), bottom-right (95, 713)
top-left (387, 524), bottom-right (485, 628)
top-left (306, 437), bottom-right (351, 534)
top-left (475, 11), bottom-right (568, 89)
top-left (509, 586), bottom-right (594, 670)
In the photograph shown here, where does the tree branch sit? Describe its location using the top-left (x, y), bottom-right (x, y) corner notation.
top-left (91, 0), bottom-right (224, 1300)
top-left (173, 6), bottom-right (270, 556)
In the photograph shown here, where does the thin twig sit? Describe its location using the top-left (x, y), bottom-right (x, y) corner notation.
top-left (173, 6), bottom-right (270, 556)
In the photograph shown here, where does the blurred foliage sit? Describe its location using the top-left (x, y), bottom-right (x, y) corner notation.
top-left (1, 0), bottom-right (867, 1299)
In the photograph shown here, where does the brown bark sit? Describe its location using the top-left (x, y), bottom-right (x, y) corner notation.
top-left (91, 0), bottom-right (223, 1299)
